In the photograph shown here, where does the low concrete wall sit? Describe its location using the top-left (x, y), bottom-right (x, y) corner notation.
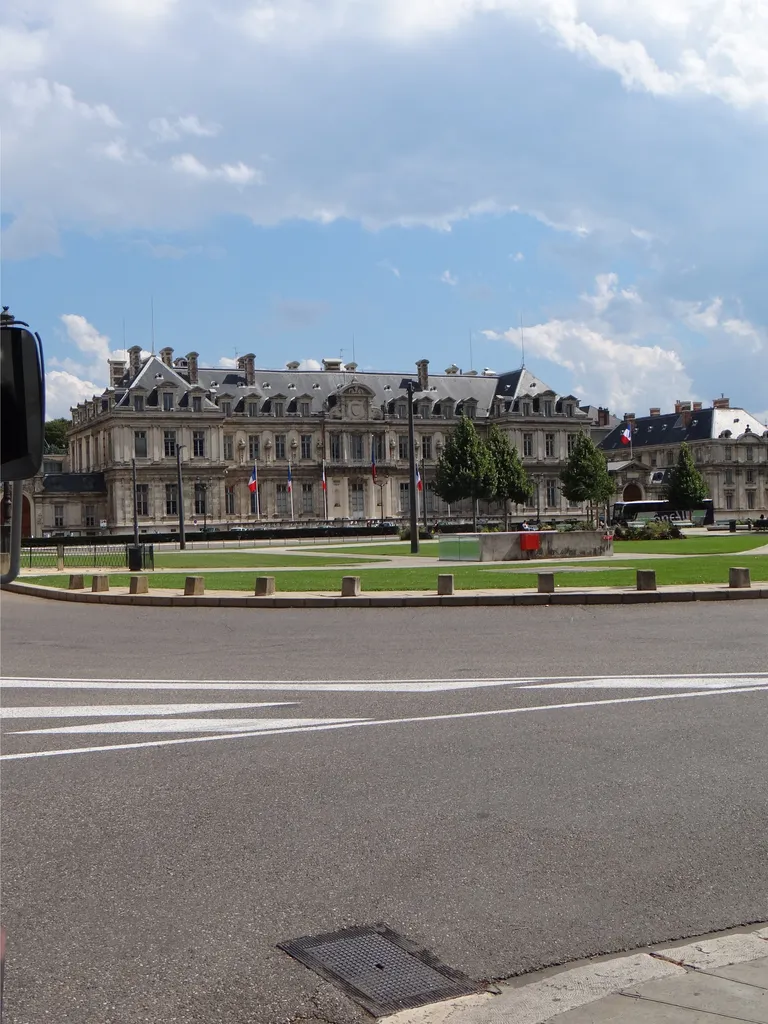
top-left (439, 530), bottom-right (612, 562)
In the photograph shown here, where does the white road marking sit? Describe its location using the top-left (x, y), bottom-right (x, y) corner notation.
top-left (523, 677), bottom-right (768, 691)
top-left (2, 673), bottom-right (767, 693)
top-left (0, 702), bottom-right (296, 719)
top-left (12, 716), bottom-right (366, 736)
top-left (1, 683), bottom-right (765, 761)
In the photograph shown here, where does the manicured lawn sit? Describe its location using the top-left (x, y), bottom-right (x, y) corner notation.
top-left (23, 554), bottom-right (768, 593)
top-left (613, 537), bottom-right (768, 556)
top-left (320, 541), bottom-right (440, 558)
top-left (154, 551), bottom-right (372, 568)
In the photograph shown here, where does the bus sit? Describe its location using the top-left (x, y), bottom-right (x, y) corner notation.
top-left (611, 499), bottom-right (715, 527)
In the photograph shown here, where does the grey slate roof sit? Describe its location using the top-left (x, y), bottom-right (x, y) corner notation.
top-left (600, 407), bottom-right (768, 452)
top-left (106, 356), bottom-right (583, 418)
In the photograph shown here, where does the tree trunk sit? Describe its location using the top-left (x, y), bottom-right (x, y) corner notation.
top-left (473, 498), bottom-right (479, 532)
top-left (504, 501), bottom-right (509, 532)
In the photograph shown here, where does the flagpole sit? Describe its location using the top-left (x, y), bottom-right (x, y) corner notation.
top-left (289, 462), bottom-right (295, 521)
top-left (255, 462), bottom-right (260, 518)
top-left (322, 459), bottom-right (328, 519)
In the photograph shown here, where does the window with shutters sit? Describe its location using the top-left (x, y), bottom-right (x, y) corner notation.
top-left (134, 431), bottom-right (148, 458)
top-left (350, 435), bottom-right (364, 462)
top-left (276, 484), bottom-right (288, 515)
top-left (135, 484), bottom-right (149, 516)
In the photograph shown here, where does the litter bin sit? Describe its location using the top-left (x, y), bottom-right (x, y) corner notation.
top-left (127, 545), bottom-right (143, 572)
top-left (729, 519), bottom-right (737, 533)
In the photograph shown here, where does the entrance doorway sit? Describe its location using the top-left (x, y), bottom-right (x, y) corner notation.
top-left (0, 492), bottom-right (32, 537)
top-left (622, 482), bottom-right (643, 502)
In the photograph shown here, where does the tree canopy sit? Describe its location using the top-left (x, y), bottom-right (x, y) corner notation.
top-left (44, 418), bottom-right (70, 451)
top-left (663, 442), bottom-right (709, 508)
top-left (433, 416), bottom-right (497, 528)
top-left (559, 431), bottom-right (614, 507)
top-left (486, 424), bottom-right (533, 510)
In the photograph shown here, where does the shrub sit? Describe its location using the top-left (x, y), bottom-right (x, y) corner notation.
top-left (614, 520), bottom-right (685, 541)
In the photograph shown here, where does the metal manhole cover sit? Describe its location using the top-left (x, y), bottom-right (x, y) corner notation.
top-left (278, 923), bottom-right (479, 1016)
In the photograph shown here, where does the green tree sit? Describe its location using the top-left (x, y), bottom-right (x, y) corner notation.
top-left (44, 418), bottom-right (70, 451)
top-left (560, 431), bottom-right (614, 523)
top-left (433, 416), bottom-right (497, 530)
top-left (486, 423), bottom-right (533, 528)
top-left (663, 442), bottom-right (709, 509)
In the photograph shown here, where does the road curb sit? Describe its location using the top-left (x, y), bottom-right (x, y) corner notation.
top-left (4, 580), bottom-right (768, 608)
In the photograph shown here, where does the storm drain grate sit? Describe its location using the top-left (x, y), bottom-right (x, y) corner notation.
top-left (278, 923), bottom-right (479, 1016)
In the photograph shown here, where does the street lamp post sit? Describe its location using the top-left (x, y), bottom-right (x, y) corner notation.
top-left (131, 458), bottom-right (140, 547)
top-left (176, 444), bottom-right (186, 549)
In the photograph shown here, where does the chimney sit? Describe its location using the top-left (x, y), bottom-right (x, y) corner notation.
top-left (649, 407), bottom-right (661, 417)
top-left (624, 412), bottom-right (636, 422)
top-left (692, 401), bottom-right (702, 412)
top-left (322, 358), bottom-right (344, 372)
top-left (682, 410), bottom-right (692, 428)
top-left (674, 400), bottom-right (682, 414)
top-left (109, 359), bottom-right (127, 389)
top-left (159, 347), bottom-right (173, 368)
top-left (186, 351), bottom-right (199, 385)
top-left (712, 397), bottom-right (730, 409)
top-left (128, 345), bottom-right (142, 379)
top-left (240, 353), bottom-right (256, 386)
top-left (678, 401), bottom-right (692, 412)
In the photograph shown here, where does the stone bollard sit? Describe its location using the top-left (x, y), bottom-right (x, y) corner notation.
top-left (636, 570), bottom-right (657, 592)
top-left (537, 572), bottom-right (555, 594)
top-left (254, 576), bottom-right (276, 597)
top-left (68, 574), bottom-right (85, 590)
top-left (56, 544), bottom-right (65, 571)
top-left (340, 576), bottom-right (361, 597)
top-left (437, 574), bottom-right (454, 596)
top-left (729, 567), bottom-right (751, 589)
top-left (184, 576), bottom-right (205, 596)
top-left (91, 575), bottom-right (110, 593)
top-left (129, 576), bottom-right (149, 595)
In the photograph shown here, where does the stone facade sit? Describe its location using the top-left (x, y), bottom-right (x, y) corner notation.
top-left (66, 349), bottom-right (598, 533)
top-left (601, 400), bottom-right (768, 517)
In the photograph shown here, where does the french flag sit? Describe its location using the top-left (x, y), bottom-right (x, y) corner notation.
top-left (415, 465), bottom-right (423, 492)
top-left (621, 424), bottom-right (632, 445)
top-left (321, 461), bottom-right (327, 491)
top-left (287, 464), bottom-right (293, 492)
top-left (248, 463), bottom-right (258, 492)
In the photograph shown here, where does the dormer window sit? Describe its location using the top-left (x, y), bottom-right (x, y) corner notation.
top-left (544, 400), bottom-right (553, 417)
top-left (134, 395), bottom-right (144, 412)
top-left (192, 396), bottom-right (202, 413)
top-left (247, 400), bottom-right (259, 417)
top-left (522, 402), bottom-right (531, 416)
top-left (566, 404), bottom-right (574, 417)
top-left (443, 401), bottom-right (455, 419)
top-left (464, 402), bottom-right (477, 420)
top-left (220, 401), bottom-right (232, 417)
top-left (396, 403), bottom-right (407, 419)
top-left (162, 392), bottom-right (174, 412)
top-left (299, 400), bottom-right (311, 417)
top-left (273, 400), bottom-right (284, 417)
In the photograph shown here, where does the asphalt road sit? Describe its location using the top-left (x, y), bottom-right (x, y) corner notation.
top-left (1, 594), bottom-right (767, 1024)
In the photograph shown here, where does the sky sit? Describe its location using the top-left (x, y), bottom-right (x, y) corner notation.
top-left (2, 0), bottom-right (767, 422)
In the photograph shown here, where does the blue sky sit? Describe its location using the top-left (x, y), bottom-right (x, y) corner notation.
top-left (2, 0), bottom-right (767, 421)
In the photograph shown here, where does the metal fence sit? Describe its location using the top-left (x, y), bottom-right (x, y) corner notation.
top-left (21, 543), bottom-right (154, 571)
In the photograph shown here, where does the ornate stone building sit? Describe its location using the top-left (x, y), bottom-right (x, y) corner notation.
top-left (600, 399), bottom-right (768, 516)
top-left (65, 346), bottom-right (597, 534)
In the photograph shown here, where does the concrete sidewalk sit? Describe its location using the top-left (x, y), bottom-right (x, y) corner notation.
top-left (390, 926), bottom-right (768, 1024)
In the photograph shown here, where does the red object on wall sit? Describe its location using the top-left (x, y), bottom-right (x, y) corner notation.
top-left (520, 532), bottom-right (540, 551)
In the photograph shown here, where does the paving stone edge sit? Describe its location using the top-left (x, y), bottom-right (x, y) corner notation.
top-left (4, 580), bottom-right (768, 608)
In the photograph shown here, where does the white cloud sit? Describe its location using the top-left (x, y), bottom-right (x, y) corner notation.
top-left (60, 313), bottom-right (112, 364)
top-left (218, 356), bottom-right (239, 368)
top-left (297, 358), bottom-right (322, 370)
top-left (377, 260), bottom-right (401, 279)
top-left (673, 297), bottom-right (763, 352)
top-left (511, 251), bottom-right (524, 261)
top-left (45, 370), bottom-right (100, 419)
top-left (149, 114), bottom-right (220, 141)
top-left (582, 272), bottom-right (640, 314)
top-left (170, 153), bottom-right (261, 184)
top-left (440, 269), bottom-right (458, 286)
